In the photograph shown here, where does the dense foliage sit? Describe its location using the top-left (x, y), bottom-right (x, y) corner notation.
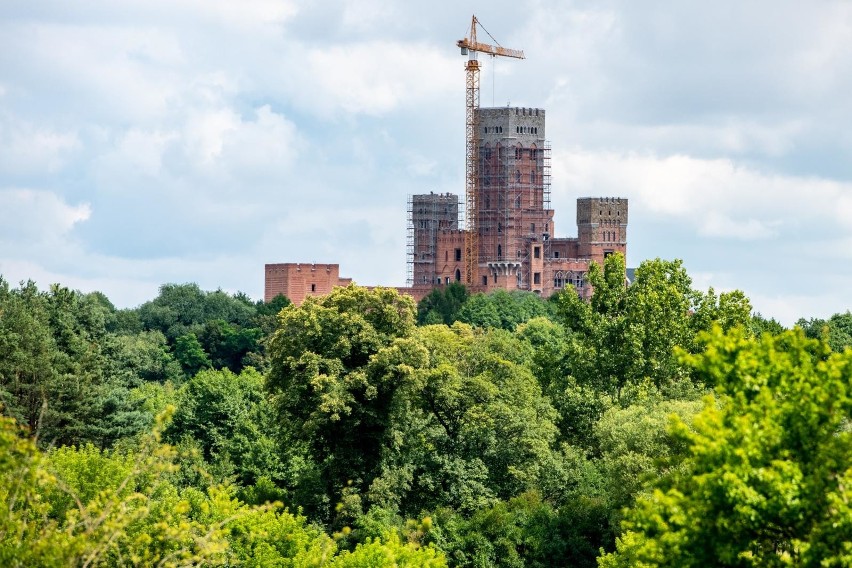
top-left (0, 256), bottom-right (849, 566)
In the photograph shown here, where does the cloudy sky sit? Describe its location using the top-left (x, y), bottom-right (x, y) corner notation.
top-left (1, 0), bottom-right (850, 324)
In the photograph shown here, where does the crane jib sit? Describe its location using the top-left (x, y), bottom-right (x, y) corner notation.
top-left (456, 40), bottom-right (524, 60)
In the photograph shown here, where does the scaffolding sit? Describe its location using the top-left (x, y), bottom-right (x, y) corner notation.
top-left (407, 193), bottom-right (461, 287)
top-left (406, 195), bottom-right (414, 287)
top-left (476, 132), bottom-right (551, 290)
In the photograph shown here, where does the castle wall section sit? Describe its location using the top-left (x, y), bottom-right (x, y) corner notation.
top-left (264, 263), bottom-right (351, 306)
top-left (433, 229), bottom-right (468, 286)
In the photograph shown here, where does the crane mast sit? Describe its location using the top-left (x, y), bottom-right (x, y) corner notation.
top-left (457, 16), bottom-right (524, 287)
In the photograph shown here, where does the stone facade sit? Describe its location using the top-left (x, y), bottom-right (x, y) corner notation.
top-left (415, 196), bottom-right (627, 301)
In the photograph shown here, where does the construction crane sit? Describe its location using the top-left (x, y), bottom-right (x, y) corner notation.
top-left (457, 15), bottom-right (524, 287)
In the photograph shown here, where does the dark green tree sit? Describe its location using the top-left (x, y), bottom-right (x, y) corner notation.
top-left (416, 282), bottom-right (469, 326)
top-left (166, 368), bottom-right (285, 486)
top-left (458, 290), bottom-right (553, 330)
top-left (172, 334), bottom-right (211, 378)
top-left (797, 311), bottom-right (852, 353)
top-left (0, 279), bottom-right (148, 447)
top-left (267, 285), bottom-right (418, 520)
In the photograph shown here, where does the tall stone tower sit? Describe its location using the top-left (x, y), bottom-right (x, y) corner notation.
top-left (576, 197), bottom-right (628, 267)
top-left (408, 193), bottom-right (461, 286)
top-left (476, 107), bottom-right (553, 290)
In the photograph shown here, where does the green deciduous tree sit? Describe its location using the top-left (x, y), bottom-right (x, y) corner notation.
top-left (166, 368), bottom-right (286, 487)
top-left (555, 254), bottom-right (753, 400)
top-left (600, 328), bottom-right (852, 567)
top-left (797, 311), bottom-right (852, 353)
top-left (416, 283), bottom-right (469, 325)
top-left (458, 290), bottom-right (554, 330)
top-left (369, 323), bottom-right (562, 516)
top-left (267, 285), bottom-right (418, 519)
top-left (0, 279), bottom-right (149, 447)
top-left (173, 333), bottom-right (212, 378)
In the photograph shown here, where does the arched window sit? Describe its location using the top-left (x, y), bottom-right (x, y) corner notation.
top-left (455, 269), bottom-right (461, 282)
top-left (567, 272), bottom-right (585, 289)
top-left (554, 271), bottom-right (564, 289)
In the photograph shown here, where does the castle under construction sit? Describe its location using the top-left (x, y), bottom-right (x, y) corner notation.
top-left (406, 106), bottom-right (627, 301)
top-left (265, 106), bottom-right (627, 305)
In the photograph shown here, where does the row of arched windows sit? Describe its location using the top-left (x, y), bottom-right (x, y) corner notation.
top-left (554, 271), bottom-right (585, 289)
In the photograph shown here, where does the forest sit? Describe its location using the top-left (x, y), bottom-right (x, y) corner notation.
top-left (0, 253), bottom-right (850, 567)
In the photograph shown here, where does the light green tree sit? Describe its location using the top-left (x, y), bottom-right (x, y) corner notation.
top-left (599, 328), bottom-right (852, 567)
top-left (555, 254), bottom-right (752, 400)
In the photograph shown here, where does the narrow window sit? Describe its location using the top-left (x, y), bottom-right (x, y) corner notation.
top-left (311, 284), bottom-right (316, 292)
top-left (533, 272), bottom-right (541, 285)
top-left (455, 248), bottom-right (462, 262)
top-left (534, 246), bottom-right (541, 259)
top-left (497, 244), bottom-right (502, 259)
top-left (482, 275), bottom-right (488, 285)
top-left (455, 269), bottom-right (461, 282)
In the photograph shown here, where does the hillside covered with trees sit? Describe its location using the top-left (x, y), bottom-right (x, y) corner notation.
top-left (0, 254), bottom-right (849, 566)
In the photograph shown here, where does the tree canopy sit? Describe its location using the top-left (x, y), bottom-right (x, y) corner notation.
top-left (600, 328), bottom-right (852, 567)
top-left (5, 263), bottom-right (852, 567)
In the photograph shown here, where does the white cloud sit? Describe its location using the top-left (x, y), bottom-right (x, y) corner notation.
top-left (0, 189), bottom-right (90, 243)
top-left (290, 41), bottom-right (458, 116)
top-left (553, 150), bottom-right (852, 239)
top-left (699, 213), bottom-right (778, 241)
top-left (0, 117), bottom-right (80, 175)
top-left (1, 0), bottom-right (851, 323)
